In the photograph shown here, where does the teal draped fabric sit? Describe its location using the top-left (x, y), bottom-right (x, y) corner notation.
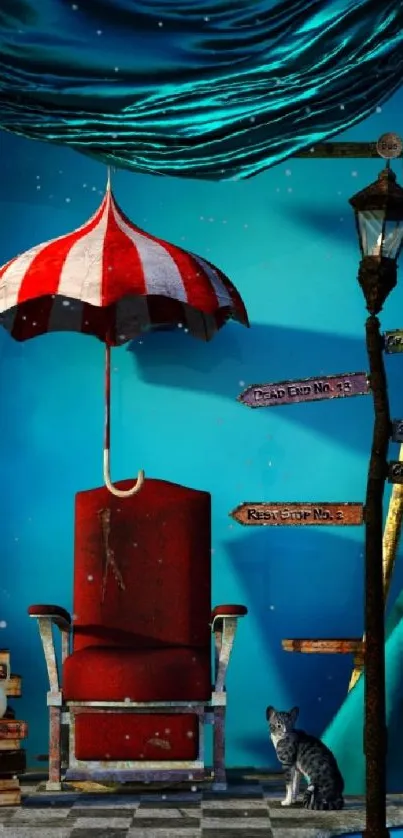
top-left (0, 1), bottom-right (402, 180)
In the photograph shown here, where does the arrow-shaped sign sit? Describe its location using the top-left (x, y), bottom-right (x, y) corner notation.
top-left (230, 502), bottom-right (364, 526)
top-left (238, 371), bottom-right (369, 409)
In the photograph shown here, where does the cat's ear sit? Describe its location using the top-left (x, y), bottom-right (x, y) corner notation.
top-left (289, 706), bottom-right (299, 723)
top-left (266, 706), bottom-right (275, 721)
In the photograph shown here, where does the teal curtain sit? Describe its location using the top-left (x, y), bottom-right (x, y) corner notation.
top-left (0, 1), bottom-right (402, 180)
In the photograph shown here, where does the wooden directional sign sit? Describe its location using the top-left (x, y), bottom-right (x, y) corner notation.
top-left (230, 502), bottom-right (364, 526)
top-left (238, 372), bottom-right (369, 408)
top-left (392, 420), bottom-right (403, 443)
top-left (384, 330), bottom-right (403, 354)
top-left (388, 462), bottom-right (403, 484)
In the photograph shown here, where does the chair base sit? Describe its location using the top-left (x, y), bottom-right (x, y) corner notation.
top-left (64, 767), bottom-right (207, 784)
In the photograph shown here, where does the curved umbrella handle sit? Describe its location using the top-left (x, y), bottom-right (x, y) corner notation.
top-left (103, 448), bottom-right (145, 498)
top-left (104, 343), bottom-right (145, 498)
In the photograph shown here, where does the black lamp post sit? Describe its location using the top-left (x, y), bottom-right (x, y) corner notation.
top-left (349, 134), bottom-right (403, 838)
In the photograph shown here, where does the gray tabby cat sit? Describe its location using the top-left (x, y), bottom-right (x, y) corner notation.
top-left (266, 706), bottom-right (344, 810)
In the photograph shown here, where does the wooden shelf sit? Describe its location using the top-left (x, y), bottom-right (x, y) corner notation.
top-left (282, 638), bottom-right (364, 654)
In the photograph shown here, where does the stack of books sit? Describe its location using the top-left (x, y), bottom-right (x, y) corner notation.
top-left (0, 650), bottom-right (27, 806)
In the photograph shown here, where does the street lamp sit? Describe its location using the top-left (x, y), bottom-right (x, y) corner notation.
top-left (349, 133), bottom-right (403, 838)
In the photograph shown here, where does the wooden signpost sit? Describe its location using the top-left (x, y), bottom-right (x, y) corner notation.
top-left (238, 371), bottom-right (369, 408)
top-left (230, 502), bottom-right (364, 526)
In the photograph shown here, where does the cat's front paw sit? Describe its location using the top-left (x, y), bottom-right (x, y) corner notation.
top-left (281, 798), bottom-right (293, 807)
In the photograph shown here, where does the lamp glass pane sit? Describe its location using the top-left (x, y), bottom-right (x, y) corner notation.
top-left (357, 210), bottom-right (385, 256)
top-left (382, 218), bottom-right (403, 259)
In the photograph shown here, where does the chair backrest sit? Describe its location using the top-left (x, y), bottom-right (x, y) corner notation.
top-left (73, 478), bottom-right (211, 652)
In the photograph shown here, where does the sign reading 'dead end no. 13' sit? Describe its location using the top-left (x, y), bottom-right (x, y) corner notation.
top-left (238, 372), bottom-right (369, 408)
top-left (230, 502), bottom-right (364, 526)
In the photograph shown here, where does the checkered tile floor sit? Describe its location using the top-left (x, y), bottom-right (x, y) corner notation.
top-left (0, 772), bottom-right (402, 837)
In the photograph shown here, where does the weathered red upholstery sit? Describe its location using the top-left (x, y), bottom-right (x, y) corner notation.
top-left (66, 478), bottom-right (211, 760)
top-left (75, 713), bottom-right (199, 761)
top-left (72, 478), bottom-right (211, 652)
top-left (63, 645), bottom-right (211, 702)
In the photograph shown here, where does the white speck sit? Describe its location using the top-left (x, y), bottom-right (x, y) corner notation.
top-left (318, 696), bottom-right (322, 702)
top-left (36, 175), bottom-right (40, 180)
top-left (112, 134), bottom-right (118, 139)
top-left (36, 185), bottom-right (41, 190)
top-left (124, 697), bottom-right (131, 703)
top-left (114, 67), bottom-right (119, 72)
top-left (58, 170), bottom-right (63, 174)
top-left (239, 380), bottom-right (245, 387)
top-left (376, 106), bottom-right (382, 113)
top-left (87, 575), bottom-right (93, 582)
top-left (14, 537), bottom-right (19, 542)
top-left (32, 322), bottom-right (37, 326)
top-left (204, 16), bottom-right (210, 21)
top-left (208, 217), bottom-right (214, 222)
top-left (65, 197), bottom-right (71, 203)
top-left (276, 187), bottom-right (280, 192)
top-left (222, 219), bottom-right (227, 224)
top-left (186, 730), bottom-right (194, 738)
top-left (125, 734), bottom-right (130, 739)
top-left (287, 187), bottom-right (293, 193)
top-left (62, 300), bottom-right (70, 306)
top-left (268, 461), bottom-right (272, 467)
top-left (269, 605), bottom-right (275, 610)
top-left (340, 217), bottom-right (344, 222)
top-left (285, 169), bottom-right (292, 176)
top-left (243, 223), bottom-right (249, 228)
top-left (92, 186), bottom-right (97, 191)
top-left (158, 21), bottom-right (163, 27)
top-left (162, 795), bottom-right (166, 800)
top-left (188, 774), bottom-right (193, 780)
top-left (250, 116), bottom-right (256, 123)
top-left (191, 785), bottom-right (197, 792)
top-left (0, 621), bottom-right (7, 629)
top-left (72, 3), bottom-right (78, 9)
top-left (337, 190), bottom-right (342, 195)
top-left (164, 728), bottom-right (171, 734)
top-left (351, 171), bottom-right (358, 177)
top-left (340, 104), bottom-right (345, 110)
top-left (305, 107), bottom-right (311, 114)
top-left (310, 147), bottom-right (315, 153)
top-left (199, 216), bottom-right (204, 221)
top-left (96, 29), bottom-right (102, 35)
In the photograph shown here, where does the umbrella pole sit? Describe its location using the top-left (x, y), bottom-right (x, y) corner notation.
top-left (103, 342), bottom-right (145, 498)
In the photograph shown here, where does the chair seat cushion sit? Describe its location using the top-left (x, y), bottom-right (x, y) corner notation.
top-left (63, 645), bottom-right (211, 702)
top-left (74, 712), bottom-right (199, 761)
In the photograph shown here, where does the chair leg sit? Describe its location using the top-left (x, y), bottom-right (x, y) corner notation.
top-left (46, 706), bottom-right (62, 791)
top-left (212, 706), bottom-right (227, 791)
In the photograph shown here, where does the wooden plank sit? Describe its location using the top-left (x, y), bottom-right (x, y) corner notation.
top-left (282, 639), bottom-right (364, 654)
top-left (238, 372), bottom-right (369, 409)
top-left (230, 502), bottom-right (364, 526)
top-left (292, 142), bottom-right (402, 159)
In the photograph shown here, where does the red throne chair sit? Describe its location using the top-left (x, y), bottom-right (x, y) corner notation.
top-left (28, 478), bottom-right (247, 791)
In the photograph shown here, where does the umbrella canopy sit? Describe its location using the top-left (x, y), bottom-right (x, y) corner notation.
top-left (0, 177), bottom-right (249, 496)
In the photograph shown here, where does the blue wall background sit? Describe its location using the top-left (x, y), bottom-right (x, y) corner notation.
top-left (1, 88), bottom-right (403, 777)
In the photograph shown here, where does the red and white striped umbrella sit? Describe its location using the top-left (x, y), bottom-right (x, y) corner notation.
top-left (0, 176), bottom-right (249, 497)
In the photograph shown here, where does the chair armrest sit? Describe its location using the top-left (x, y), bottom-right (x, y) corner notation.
top-left (211, 603), bottom-right (247, 630)
top-left (27, 605), bottom-right (72, 697)
top-left (28, 604), bottom-right (71, 633)
top-left (211, 604), bottom-right (247, 693)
